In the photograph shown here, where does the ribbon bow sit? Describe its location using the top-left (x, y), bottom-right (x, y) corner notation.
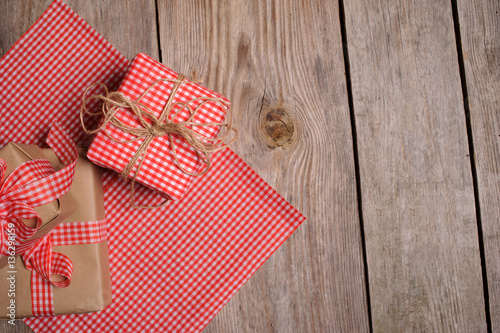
top-left (80, 76), bottom-right (237, 207)
top-left (0, 125), bottom-right (78, 288)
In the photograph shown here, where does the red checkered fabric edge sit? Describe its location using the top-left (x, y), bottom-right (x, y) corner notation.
top-left (0, 1), bottom-right (308, 331)
top-left (0, 0), bottom-right (128, 146)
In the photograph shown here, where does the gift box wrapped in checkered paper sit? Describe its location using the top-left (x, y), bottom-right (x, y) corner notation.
top-left (83, 53), bottom-right (237, 206)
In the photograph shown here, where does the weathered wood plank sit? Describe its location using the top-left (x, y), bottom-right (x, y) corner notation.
top-left (157, 0), bottom-right (370, 332)
top-left (62, 0), bottom-right (159, 61)
top-left (457, 0), bottom-right (500, 330)
top-left (0, 0), bottom-right (159, 62)
top-left (344, 0), bottom-right (487, 331)
top-left (0, 1), bottom-right (158, 332)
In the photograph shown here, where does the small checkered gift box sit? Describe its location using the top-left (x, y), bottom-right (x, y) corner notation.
top-left (85, 53), bottom-right (236, 204)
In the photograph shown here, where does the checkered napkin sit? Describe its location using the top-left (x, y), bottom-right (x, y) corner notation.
top-left (0, 0), bottom-right (305, 332)
top-left (87, 53), bottom-right (230, 200)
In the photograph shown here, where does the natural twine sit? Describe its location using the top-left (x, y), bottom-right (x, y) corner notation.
top-left (80, 76), bottom-right (237, 208)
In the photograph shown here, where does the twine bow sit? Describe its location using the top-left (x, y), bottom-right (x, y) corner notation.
top-left (80, 75), bottom-right (237, 208)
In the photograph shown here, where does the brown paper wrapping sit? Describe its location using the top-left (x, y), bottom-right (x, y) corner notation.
top-left (0, 148), bottom-right (112, 318)
top-left (0, 142), bottom-right (76, 239)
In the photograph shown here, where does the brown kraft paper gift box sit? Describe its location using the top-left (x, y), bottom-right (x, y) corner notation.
top-left (0, 147), bottom-right (112, 318)
top-left (0, 142), bottom-right (76, 241)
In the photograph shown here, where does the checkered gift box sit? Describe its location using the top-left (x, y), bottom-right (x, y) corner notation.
top-left (87, 53), bottom-right (232, 201)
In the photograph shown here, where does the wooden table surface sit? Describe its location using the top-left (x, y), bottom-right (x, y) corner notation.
top-left (1, 0), bottom-right (498, 332)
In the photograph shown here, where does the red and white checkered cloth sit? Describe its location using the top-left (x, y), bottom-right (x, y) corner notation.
top-left (0, 0), bottom-right (305, 331)
top-left (0, 0), bottom-right (128, 147)
top-left (88, 53), bottom-right (230, 200)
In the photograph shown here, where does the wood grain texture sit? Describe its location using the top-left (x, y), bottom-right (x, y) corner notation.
top-left (157, 0), bottom-right (369, 332)
top-left (344, 0), bottom-right (487, 331)
top-left (0, 1), bottom-right (158, 332)
top-left (61, 0), bottom-right (159, 61)
top-left (0, 0), bottom-right (159, 62)
top-left (457, 0), bottom-right (500, 330)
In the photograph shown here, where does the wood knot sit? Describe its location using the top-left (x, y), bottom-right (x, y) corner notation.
top-left (263, 107), bottom-right (295, 148)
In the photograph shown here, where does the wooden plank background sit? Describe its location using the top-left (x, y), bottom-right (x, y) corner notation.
top-left (157, 1), bottom-right (368, 332)
top-left (1, 0), bottom-right (498, 332)
top-left (343, 0), bottom-right (487, 331)
top-left (457, 0), bottom-right (500, 330)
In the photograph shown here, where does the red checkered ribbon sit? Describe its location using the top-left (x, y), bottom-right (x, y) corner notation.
top-left (0, 124), bottom-right (80, 315)
top-left (30, 218), bottom-right (107, 316)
